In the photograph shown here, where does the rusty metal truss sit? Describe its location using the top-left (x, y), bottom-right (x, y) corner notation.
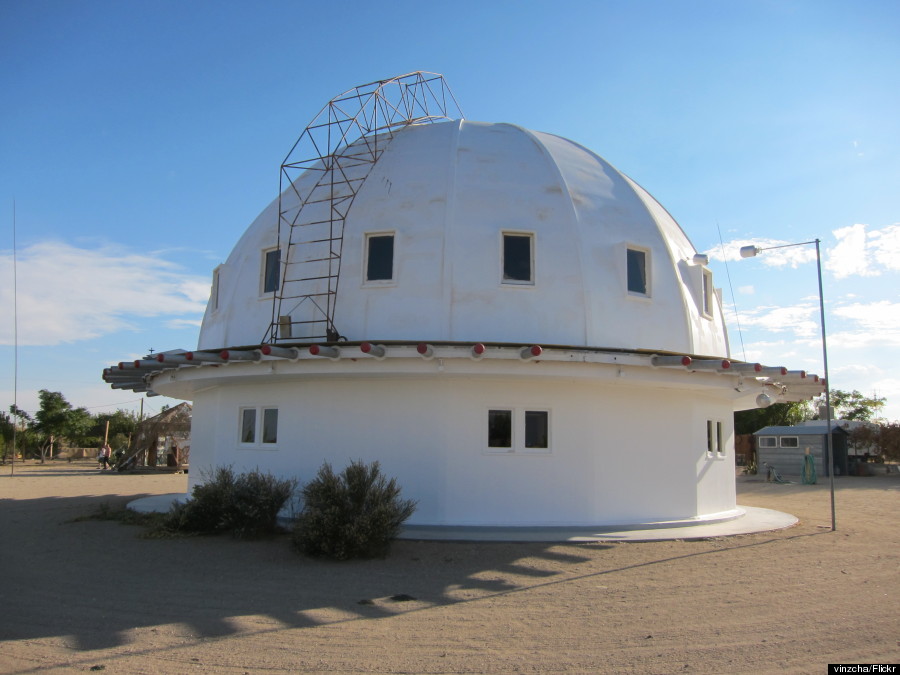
top-left (263, 71), bottom-right (464, 344)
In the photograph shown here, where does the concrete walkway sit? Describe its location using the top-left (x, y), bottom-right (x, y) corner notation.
top-left (127, 494), bottom-right (797, 542)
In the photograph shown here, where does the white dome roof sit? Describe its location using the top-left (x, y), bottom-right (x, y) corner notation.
top-left (199, 119), bottom-right (729, 356)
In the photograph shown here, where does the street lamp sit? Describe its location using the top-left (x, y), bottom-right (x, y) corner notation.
top-left (740, 239), bottom-right (836, 531)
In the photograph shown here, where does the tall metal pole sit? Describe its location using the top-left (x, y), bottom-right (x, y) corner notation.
top-left (10, 200), bottom-right (17, 477)
top-left (740, 238), bottom-right (836, 531)
top-left (814, 239), bottom-right (836, 531)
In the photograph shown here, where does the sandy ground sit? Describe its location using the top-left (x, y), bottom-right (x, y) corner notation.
top-left (0, 460), bottom-right (897, 675)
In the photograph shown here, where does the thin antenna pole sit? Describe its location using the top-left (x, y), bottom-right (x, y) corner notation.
top-left (10, 200), bottom-right (18, 477)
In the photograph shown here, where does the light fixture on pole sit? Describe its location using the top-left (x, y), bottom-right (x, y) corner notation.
top-left (739, 239), bottom-right (835, 531)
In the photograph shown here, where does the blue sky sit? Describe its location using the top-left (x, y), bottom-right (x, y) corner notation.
top-left (2, 0), bottom-right (898, 421)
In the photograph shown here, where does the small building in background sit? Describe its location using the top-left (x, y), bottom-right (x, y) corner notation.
top-left (753, 425), bottom-right (849, 477)
top-left (120, 402), bottom-right (191, 471)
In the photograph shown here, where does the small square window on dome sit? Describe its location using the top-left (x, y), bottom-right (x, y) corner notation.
top-left (502, 232), bottom-right (534, 284)
top-left (626, 247), bottom-right (649, 296)
top-left (262, 248), bottom-right (281, 295)
top-left (365, 233), bottom-right (395, 283)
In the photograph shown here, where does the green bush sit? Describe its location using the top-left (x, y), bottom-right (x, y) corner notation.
top-left (166, 466), bottom-right (296, 538)
top-left (292, 460), bottom-right (416, 560)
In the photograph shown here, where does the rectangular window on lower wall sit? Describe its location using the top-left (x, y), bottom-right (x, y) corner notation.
top-left (488, 409), bottom-right (513, 449)
top-left (706, 420), bottom-right (725, 456)
top-left (239, 407), bottom-right (279, 448)
top-left (487, 408), bottom-right (550, 454)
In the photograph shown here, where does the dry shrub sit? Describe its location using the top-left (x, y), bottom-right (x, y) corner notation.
top-left (292, 460), bottom-right (416, 560)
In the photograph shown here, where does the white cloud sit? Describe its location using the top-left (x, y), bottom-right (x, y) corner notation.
top-left (825, 223), bottom-right (900, 279)
top-left (833, 300), bottom-right (900, 332)
top-left (825, 301), bottom-right (900, 348)
top-left (737, 302), bottom-right (820, 338)
top-left (736, 339), bottom-right (822, 372)
top-left (165, 318), bottom-right (205, 330)
top-left (826, 224), bottom-right (870, 278)
top-left (870, 225), bottom-right (900, 272)
top-left (0, 240), bottom-right (210, 346)
top-left (738, 285), bottom-right (755, 295)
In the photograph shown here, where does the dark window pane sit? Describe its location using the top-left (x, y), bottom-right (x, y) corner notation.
top-left (503, 234), bottom-right (532, 282)
top-left (488, 410), bottom-right (512, 448)
top-left (367, 235), bottom-right (394, 281)
top-left (525, 411), bottom-right (548, 448)
top-left (264, 249), bottom-right (280, 293)
top-left (241, 409), bottom-right (256, 443)
top-left (627, 248), bottom-right (647, 294)
top-left (262, 408), bottom-right (278, 444)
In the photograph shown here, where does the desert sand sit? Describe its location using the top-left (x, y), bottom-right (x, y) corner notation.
top-left (0, 460), bottom-right (897, 674)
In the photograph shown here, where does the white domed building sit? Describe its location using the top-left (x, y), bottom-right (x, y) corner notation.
top-left (108, 73), bottom-right (824, 534)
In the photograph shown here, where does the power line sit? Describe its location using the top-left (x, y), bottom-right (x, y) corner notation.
top-left (717, 222), bottom-right (747, 362)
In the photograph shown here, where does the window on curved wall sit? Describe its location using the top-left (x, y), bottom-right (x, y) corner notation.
top-left (365, 233), bottom-right (394, 282)
top-left (706, 420), bottom-right (725, 455)
top-left (211, 266), bottom-right (221, 311)
top-left (626, 247), bottom-right (649, 296)
top-left (525, 411), bottom-right (549, 449)
top-left (240, 408), bottom-right (257, 444)
top-left (262, 248), bottom-right (280, 294)
top-left (487, 408), bottom-right (550, 453)
top-left (502, 233), bottom-right (534, 284)
top-left (701, 268), bottom-right (714, 317)
top-left (239, 407), bottom-right (279, 447)
top-left (262, 408), bottom-right (278, 444)
top-left (488, 409), bottom-right (512, 449)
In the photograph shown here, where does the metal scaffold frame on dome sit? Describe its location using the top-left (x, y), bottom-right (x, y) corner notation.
top-left (263, 71), bottom-right (464, 344)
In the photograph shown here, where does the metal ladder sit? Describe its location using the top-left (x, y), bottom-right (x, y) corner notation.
top-left (263, 72), bottom-right (463, 343)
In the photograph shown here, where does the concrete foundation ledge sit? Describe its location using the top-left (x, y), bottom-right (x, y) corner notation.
top-left (396, 507), bottom-right (796, 542)
top-left (128, 495), bottom-right (796, 542)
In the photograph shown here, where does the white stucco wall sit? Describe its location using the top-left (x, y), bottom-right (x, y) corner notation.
top-left (185, 369), bottom-right (737, 527)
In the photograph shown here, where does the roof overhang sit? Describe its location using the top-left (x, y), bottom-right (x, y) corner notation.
top-left (103, 341), bottom-right (825, 410)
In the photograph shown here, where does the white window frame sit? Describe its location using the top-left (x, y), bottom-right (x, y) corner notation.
top-left (758, 436), bottom-right (777, 448)
top-left (238, 406), bottom-right (279, 448)
top-left (211, 265), bottom-right (223, 312)
top-left (362, 231), bottom-right (396, 286)
top-left (701, 268), bottom-right (714, 318)
top-left (485, 407), bottom-right (551, 454)
top-left (626, 245), bottom-right (651, 298)
top-left (500, 231), bottom-right (535, 286)
top-left (260, 247), bottom-right (281, 297)
top-left (780, 436), bottom-right (799, 448)
top-left (705, 420), bottom-right (725, 456)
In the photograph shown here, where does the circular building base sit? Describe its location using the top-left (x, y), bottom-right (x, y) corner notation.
top-left (128, 495), bottom-right (796, 542)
